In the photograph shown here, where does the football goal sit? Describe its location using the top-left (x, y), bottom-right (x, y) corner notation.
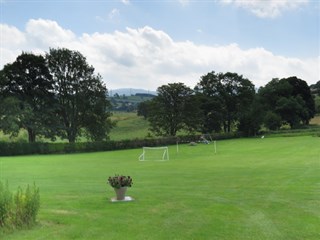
top-left (139, 146), bottom-right (169, 161)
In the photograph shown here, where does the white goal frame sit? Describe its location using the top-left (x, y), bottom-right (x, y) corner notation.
top-left (139, 146), bottom-right (169, 161)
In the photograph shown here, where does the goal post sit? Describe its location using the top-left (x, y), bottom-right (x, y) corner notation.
top-left (139, 146), bottom-right (169, 161)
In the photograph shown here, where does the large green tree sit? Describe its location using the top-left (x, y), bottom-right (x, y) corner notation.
top-left (285, 76), bottom-right (315, 124)
top-left (237, 95), bottom-right (264, 136)
top-left (258, 77), bottom-right (315, 129)
top-left (0, 96), bottom-right (22, 137)
top-left (310, 81), bottom-right (320, 113)
top-left (195, 71), bottom-right (256, 134)
top-left (46, 48), bottom-right (112, 142)
top-left (147, 83), bottom-right (200, 136)
top-left (194, 71), bottom-right (224, 133)
top-left (137, 100), bottom-right (151, 119)
top-left (0, 52), bottom-right (55, 142)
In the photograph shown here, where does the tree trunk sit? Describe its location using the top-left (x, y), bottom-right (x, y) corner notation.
top-left (27, 128), bottom-right (36, 143)
top-left (67, 129), bottom-right (76, 143)
top-left (223, 122), bottom-right (227, 133)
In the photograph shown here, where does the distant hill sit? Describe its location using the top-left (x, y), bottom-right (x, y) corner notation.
top-left (109, 88), bottom-right (157, 97)
top-left (108, 89), bottom-right (156, 112)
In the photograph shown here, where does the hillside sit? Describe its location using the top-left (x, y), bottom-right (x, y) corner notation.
top-left (109, 88), bottom-right (157, 96)
top-left (109, 92), bottom-right (155, 111)
top-left (109, 112), bottom-right (151, 140)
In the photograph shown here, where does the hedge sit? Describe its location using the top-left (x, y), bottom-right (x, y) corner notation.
top-left (0, 133), bottom-right (240, 156)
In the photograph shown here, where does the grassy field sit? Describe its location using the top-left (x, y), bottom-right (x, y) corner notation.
top-left (109, 112), bottom-right (150, 140)
top-left (0, 136), bottom-right (319, 239)
top-left (1, 113), bottom-right (320, 142)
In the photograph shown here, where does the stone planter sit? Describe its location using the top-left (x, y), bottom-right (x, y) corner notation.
top-left (114, 187), bottom-right (127, 200)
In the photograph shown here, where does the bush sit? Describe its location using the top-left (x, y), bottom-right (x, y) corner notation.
top-left (0, 181), bottom-right (40, 229)
top-left (0, 182), bottom-right (12, 227)
top-left (0, 133), bottom-right (241, 156)
top-left (14, 184), bottom-right (40, 227)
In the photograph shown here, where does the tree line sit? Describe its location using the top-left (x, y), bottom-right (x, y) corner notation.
top-left (0, 48), bottom-right (316, 143)
top-left (138, 72), bottom-right (316, 137)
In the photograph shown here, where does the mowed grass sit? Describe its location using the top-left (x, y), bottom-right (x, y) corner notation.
top-left (0, 136), bottom-right (319, 240)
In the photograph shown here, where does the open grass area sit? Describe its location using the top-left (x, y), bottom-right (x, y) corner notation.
top-left (109, 112), bottom-right (150, 140)
top-left (0, 136), bottom-right (319, 239)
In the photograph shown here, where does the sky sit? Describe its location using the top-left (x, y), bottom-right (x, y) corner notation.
top-left (1, 0), bottom-right (319, 91)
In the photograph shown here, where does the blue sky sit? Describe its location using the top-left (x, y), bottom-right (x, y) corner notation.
top-left (1, 0), bottom-right (319, 90)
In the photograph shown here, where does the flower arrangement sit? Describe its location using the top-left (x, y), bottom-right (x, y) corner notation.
top-left (108, 175), bottom-right (133, 189)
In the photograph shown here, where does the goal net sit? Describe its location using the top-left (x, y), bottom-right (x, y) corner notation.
top-left (139, 147), bottom-right (169, 161)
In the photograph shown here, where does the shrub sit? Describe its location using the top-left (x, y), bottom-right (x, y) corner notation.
top-left (14, 184), bottom-right (40, 227)
top-left (0, 181), bottom-right (40, 229)
top-left (0, 181), bottom-right (12, 227)
top-left (0, 132), bottom-right (241, 156)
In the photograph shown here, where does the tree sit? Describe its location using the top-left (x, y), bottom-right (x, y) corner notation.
top-left (310, 81), bottom-right (320, 95)
top-left (194, 71), bottom-right (224, 133)
top-left (310, 81), bottom-right (320, 114)
top-left (237, 96), bottom-right (264, 136)
top-left (275, 96), bottom-right (307, 129)
top-left (46, 48), bottom-right (112, 142)
top-left (0, 96), bottom-right (21, 137)
top-left (137, 100), bottom-right (151, 119)
top-left (0, 52), bottom-right (55, 142)
top-left (78, 74), bottom-right (114, 141)
top-left (285, 76), bottom-right (315, 124)
top-left (258, 76), bottom-right (315, 129)
top-left (147, 83), bottom-right (199, 136)
top-left (195, 71), bottom-right (256, 134)
top-left (194, 92), bottom-right (223, 133)
top-left (221, 72), bottom-right (256, 133)
top-left (263, 111), bottom-right (282, 131)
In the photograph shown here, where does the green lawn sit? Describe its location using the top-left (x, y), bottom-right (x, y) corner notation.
top-left (0, 136), bottom-right (319, 239)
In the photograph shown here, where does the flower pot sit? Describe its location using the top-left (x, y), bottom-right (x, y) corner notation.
top-left (114, 187), bottom-right (127, 200)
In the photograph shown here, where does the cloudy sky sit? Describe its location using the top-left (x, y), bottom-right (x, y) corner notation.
top-left (1, 0), bottom-right (319, 91)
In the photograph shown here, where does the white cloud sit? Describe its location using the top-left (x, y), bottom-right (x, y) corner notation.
top-left (1, 24), bottom-right (26, 47)
top-left (95, 8), bottom-right (121, 24)
top-left (108, 8), bottom-right (120, 20)
top-left (0, 19), bottom-right (318, 90)
top-left (25, 18), bottom-right (76, 49)
top-left (121, 0), bottom-right (130, 5)
top-left (221, 0), bottom-right (309, 18)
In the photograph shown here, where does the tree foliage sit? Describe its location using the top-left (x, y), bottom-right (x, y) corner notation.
top-left (146, 73), bottom-right (314, 137)
top-left (0, 48), bottom-right (316, 143)
top-left (0, 52), bottom-right (55, 142)
top-left (46, 48), bottom-right (112, 142)
top-left (137, 100), bottom-right (151, 119)
top-left (195, 71), bottom-right (256, 134)
top-left (147, 83), bottom-right (199, 136)
top-left (0, 49), bottom-right (113, 143)
top-left (258, 77), bottom-right (315, 129)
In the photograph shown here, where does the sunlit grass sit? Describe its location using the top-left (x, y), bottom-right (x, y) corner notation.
top-left (310, 114), bottom-right (320, 125)
top-left (109, 112), bottom-right (151, 140)
top-left (0, 136), bottom-right (319, 239)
